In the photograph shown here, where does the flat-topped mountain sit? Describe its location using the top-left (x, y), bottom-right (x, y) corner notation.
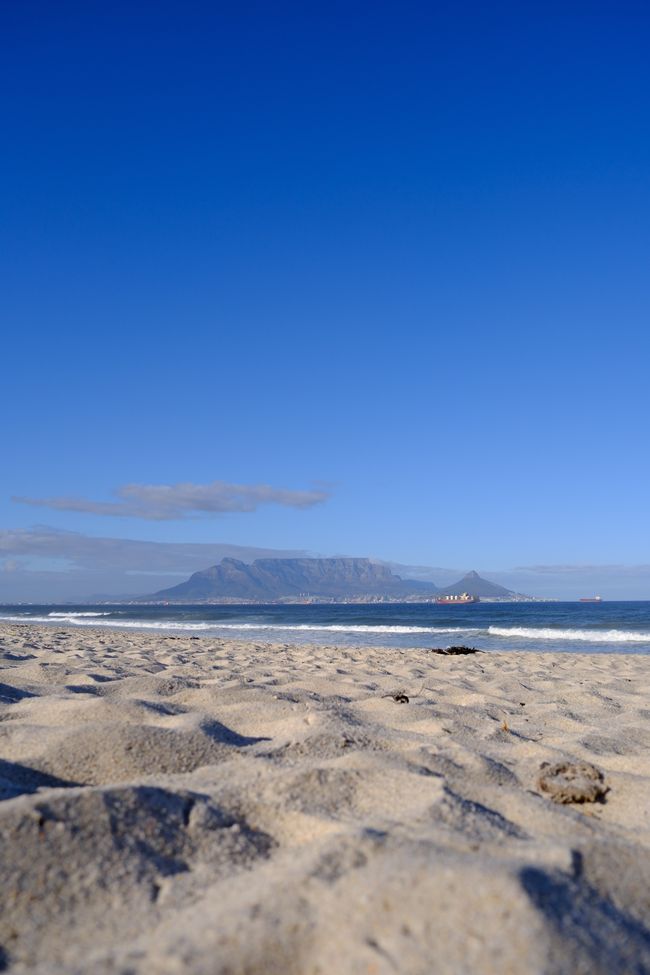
top-left (437, 570), bottom-right (515, 598)
top-left (149, 557), bottom-right (437, 602)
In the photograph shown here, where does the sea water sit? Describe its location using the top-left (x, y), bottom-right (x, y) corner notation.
top-left (2, 601), bottom-right (650, 653)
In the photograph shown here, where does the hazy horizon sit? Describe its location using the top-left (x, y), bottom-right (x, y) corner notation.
top-left (1, 528), bottom-right (649, 602)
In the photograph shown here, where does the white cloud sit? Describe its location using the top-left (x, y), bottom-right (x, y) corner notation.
top-left (12, 479), bottom-right (330, 520)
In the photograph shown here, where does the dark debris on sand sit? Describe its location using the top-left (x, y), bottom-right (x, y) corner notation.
top-left (428, 646), bottom-right (483, 656)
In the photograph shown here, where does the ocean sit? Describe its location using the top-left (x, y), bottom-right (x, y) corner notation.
top-left (2, 601), bottom-right (650, 653)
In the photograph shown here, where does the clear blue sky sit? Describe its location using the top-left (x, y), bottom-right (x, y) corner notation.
top-left (2, 1), bottom-right (650, 599)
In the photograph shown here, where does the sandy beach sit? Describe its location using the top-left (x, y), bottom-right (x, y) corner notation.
top-left (1, 622), bottom-right (649, 974)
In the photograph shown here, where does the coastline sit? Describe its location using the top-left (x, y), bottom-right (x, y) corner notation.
top-left (1, 621), bottom-right (650, 973)
top-left (4, 602), bottom-right (650, 654)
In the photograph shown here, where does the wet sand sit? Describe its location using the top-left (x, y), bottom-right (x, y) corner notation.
top-left (1, 622), bottom-right (649, 974)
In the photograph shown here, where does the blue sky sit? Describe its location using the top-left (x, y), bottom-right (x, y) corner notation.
top-left (2, 2), bottom-right (650, 599)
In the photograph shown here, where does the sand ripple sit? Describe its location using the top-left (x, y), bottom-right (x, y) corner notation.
top-left (1, 623), bottom-right (649, 974)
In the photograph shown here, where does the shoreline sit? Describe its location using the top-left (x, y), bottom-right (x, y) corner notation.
top-left (2, 618), bottom-right (650, 655)
top-left (1, 622), bottom-right (650, 973)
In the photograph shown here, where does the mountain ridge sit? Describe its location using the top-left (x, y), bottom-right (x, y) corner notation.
top-left (143, 559), bottom-right (527, 603)
top-left (148, 557), bottom-right (438, 602)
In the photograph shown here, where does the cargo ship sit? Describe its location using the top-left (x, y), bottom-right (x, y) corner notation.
top-left (435, 592), bottom-right (480, 605)
top-left (579, 596), bottom-right (603, 603)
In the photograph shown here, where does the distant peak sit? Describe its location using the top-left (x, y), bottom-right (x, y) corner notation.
top-left (147, 555), bottom-right (437, 601)
top-left (437, 569), bottom-right (514, 598)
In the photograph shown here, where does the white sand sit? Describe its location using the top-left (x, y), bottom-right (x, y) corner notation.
top-left (1, 622), bottom-right (650, 974)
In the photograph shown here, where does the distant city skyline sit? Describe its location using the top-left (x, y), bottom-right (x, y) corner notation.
top-left (2, 4), bottom-right (649, 601)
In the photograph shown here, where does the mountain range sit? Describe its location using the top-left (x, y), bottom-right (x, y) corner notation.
top-left (147, 558), bottom-right (520, 602)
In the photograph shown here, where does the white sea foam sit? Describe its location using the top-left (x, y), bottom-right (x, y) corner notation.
top-left (4, 613), bottom-right (647, 645)
top-left (0, 615), bottom-right (217, 630)
top-left (0, 615), bottom-right (479, 636)
top-left (47, 611), bottom-right (111, 618)
top-left (209, 623), bottom-right (480, 635)
top-left (489, 626), bottom-right (650, 644)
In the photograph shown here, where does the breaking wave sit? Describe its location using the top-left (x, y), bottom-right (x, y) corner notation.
top-left (488, 626), bottom-right (650, 644)
top-left (0, 615), bottom-right (480, 636)
top-left (2, 611), bottom-right (649, 649)
top-left (47, 611), bottom-right (111, 618)
top-left (0, 615), bottom-right (215, 630)
top-left (206, 623), bottom-right (481, 635)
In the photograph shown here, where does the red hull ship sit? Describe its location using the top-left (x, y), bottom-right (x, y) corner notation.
top-left (435, 592), bottom-right (480, 605)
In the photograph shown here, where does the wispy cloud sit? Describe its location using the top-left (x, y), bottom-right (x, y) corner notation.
top-left (0, 527), bottom-right (317, 600)
top-left (517, 564), bottom-right (650, 576)
top-left (12, 480), bottom-right (330, 520)
top-left (0, 527), bottom-right (312, 572)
